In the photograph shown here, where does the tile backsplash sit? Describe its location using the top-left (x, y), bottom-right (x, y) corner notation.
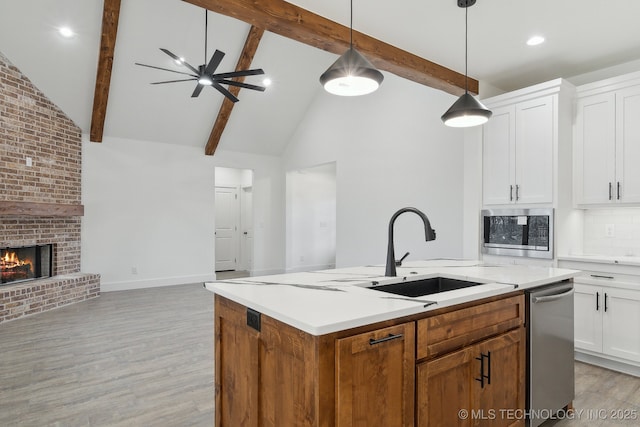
top-left (583, 208), bottom-right (640, 256)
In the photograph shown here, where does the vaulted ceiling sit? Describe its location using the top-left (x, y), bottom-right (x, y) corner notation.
top-left (2, 0), bottom-right (640, 156)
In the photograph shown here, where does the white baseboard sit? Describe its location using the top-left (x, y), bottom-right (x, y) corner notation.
top-left (575, 351), bottom-right (640, 377)
top-left (248, 268), bottom-right (285, 277)
top-left (101, 273), bottom-right (216, 292)
top-left (284, 264), bottom-right (336, 274)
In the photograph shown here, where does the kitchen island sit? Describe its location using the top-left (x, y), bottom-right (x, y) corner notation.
top-left (205, 260), bottom-right (580, 427)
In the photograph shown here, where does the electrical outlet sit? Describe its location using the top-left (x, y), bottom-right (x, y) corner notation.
top-left (605, 224), bottom-right (615, 237)
top-left (26, 157), bottom-right (33, 167)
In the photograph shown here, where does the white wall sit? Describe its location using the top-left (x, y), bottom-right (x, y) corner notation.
top-left (286, 162), bottom-right (336, 272)
top-left (283, 72), bottom-right (466, 268)
top-left (82, 136), bottom-right (285, 290)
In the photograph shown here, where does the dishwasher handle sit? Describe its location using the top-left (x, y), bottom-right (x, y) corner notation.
top-left (532, 288), bottom-right (574, 303)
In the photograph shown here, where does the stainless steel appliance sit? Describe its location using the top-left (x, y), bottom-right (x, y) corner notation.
top-left (481, 208), bottom-right (554, 259)
top-left (526, 281), bottom-right (575, 427)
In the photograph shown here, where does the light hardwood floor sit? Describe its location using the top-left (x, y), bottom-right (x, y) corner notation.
top-left (1, 283), bottom-right (639, 426)
top-left (0, 283), bottom-right (214, 427)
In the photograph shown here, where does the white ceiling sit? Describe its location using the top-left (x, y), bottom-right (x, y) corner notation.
top-left (1, 0), bottom-right (640, 155)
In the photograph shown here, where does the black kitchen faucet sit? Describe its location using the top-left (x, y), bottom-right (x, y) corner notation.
top-left (385, 207), bottom-right (436, 277)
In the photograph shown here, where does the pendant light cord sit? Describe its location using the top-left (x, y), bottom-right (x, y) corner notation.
top-left (204, 10), bottom-right (208, 66)
top-left (464, 4), bottom-right (468, 94)
top-left (350, 0), bottom-right (353, 48)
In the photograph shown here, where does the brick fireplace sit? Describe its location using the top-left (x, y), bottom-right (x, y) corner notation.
top-left (0, 51), bottom-right (99, 323)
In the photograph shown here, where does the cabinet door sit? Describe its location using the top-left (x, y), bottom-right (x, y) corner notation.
top-left (575, 93), bottom-right (616, 205)
top-left (336, 322), bottom-right (415, 427)
top-left (515, 96), bottom-right (554, 204)
top-left (216, 310), bottom-right (259, 427)
top-left (475, 329), bottom-right (525, 427)
top-left (602, 287), bottom-right (640, 362)
top-left (483, 105), bottom-right (516, 205)
top-left (574, 284), bottom-right (603, 352)
top-left (615, 85), bottom-right (640, 203)
top-left (417, 346), bottom-right (475, 427)
top-left (416, 328), bottom-right (525, 427)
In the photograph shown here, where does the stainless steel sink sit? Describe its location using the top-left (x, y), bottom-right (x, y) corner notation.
top-left (370, 277), bottom-right (483, 298)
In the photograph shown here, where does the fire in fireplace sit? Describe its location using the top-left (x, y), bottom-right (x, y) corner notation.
top-left (0, 245), bottom-right (53, 285)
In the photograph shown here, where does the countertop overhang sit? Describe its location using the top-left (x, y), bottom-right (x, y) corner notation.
top-left (205, 260), bottom-right (580, 335)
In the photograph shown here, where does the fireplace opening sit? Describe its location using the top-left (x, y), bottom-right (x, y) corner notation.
top-left (1, 245), bottom-right (53, 285)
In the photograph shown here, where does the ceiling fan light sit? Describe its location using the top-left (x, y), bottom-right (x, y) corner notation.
top-left (320, 47), bottom-right (383, 96)
top-left (198, 75), bottom-right (213, 86)
top-left (442, 93), bottom-right (492, 127)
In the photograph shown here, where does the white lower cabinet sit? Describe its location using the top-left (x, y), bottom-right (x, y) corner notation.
top-left (574, 283), bottom-right (640, 363)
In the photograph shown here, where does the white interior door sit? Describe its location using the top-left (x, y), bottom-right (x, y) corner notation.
top-left (241, 186), bottom-right (253, 271)
top-left (215, 186), bottom-right (239, 271)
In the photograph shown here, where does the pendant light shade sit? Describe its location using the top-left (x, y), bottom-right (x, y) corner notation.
top-left (441, 93), bottom-right (492, 127)
top-left (442, 0), bottom-right (492, 127)
top-left (320, 0), bottom-right (383, 96)
top-left (320, 47), bottom-right (384, 96)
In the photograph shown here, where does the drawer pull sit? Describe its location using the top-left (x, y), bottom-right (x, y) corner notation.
top-left (369, 333), bottom-right (403, 346)
top-left (590, 274), bottom-right (614, 280)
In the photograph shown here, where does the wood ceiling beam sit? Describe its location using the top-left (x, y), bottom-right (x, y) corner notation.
top-left (205, 26), bottom-right (265, 156)
top-left (182, 0), bottom-right (477, 96)
top-left (90, 0), bottom-right (122, 143)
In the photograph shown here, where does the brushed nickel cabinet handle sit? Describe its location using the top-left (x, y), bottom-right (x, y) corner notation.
top-left (515, 185), bottom-right (520, 201)
top-left (617, 182), bottom-right (621, 200)
top-left (510, 185), bottom-right (513, 201)
top-left (609, 182), bottom-right (612, 200)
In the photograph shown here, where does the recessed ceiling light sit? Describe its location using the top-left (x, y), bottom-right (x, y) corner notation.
top-left (263, 78), bottom-right (272, 87)
top-left (58, 26), bottom-right (75, 38)
top-left (526, 35), bottom-right (545, 46)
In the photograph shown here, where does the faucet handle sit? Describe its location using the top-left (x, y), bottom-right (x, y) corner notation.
top-left (395, 252), bottom-right (410, 267)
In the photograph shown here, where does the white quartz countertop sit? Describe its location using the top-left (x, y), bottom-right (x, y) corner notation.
top-left (558, 254), bottom-right (640, 267)
top-left (205, 260), bottom-right (580, 335)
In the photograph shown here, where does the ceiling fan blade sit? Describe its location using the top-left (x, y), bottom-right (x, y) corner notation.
top-left (151, 78), bottom-right (198, 85)
top-left (159, 48), bottom-right (200, 75)
top-left (213, 69), bottom-right (265, 79)
top-left (191, 83), bottom-right (205, 98)
top-left (218, 80), bottom-right (266, 92)
top-left (204, 50), bottom-right (225, 75)
top-left (213, 82), bottom-right (239, 103)
top-left (135, 63), bottom-right (197, 78)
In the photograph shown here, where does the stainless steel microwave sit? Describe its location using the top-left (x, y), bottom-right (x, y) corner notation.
top-left (481, 208), bottom-right (554, 259)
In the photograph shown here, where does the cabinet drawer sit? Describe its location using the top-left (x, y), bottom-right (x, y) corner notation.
top-left (417, 295), bottom-right (524, 360)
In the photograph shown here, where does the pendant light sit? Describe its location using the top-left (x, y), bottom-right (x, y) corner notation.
top-left (319, 0), bottom-right (384, 96)
top-left (441, 0), bottom-right (492, 127)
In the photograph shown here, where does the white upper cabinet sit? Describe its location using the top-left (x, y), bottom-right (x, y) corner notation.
top-left (482, 106), bottom-right (515, 205)
top-left (482, 80), bottom-right (571, 207)
top-left (515, 97), bottom-right (554, 204)
top-left (575, 73), bottom-right (640, 206)
top-left (575, 93), bottom-right (616, 204)
top-left (616, 85), bottom-right (640, 203)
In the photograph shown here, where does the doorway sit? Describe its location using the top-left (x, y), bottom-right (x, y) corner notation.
top-left (215, 167), bottom-right (253, 275)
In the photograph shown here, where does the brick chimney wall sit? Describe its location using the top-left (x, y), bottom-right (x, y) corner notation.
top-left (0, 51), bottom-right (99, 323)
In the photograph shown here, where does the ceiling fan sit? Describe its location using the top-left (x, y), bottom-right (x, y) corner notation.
top-left (135, 9), bottom-right (266, 103)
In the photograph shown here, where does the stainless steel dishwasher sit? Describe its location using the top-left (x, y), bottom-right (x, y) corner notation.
top-left (527, 281), bottom-right (575, 427)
